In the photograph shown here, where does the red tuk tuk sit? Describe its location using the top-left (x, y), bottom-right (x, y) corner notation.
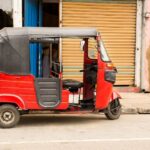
top-left (0, 27), bottom-right (121, 128)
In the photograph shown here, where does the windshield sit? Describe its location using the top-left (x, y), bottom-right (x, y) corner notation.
top-left (88, 38), bottom-right (97, 59)
top-left (88, 38), bottom-right (110, 62)
top-left (99, 41), bottom-right (110, 62)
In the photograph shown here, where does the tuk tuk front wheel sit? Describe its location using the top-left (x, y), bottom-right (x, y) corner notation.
top-left (0, 104), bottom-right (20, 128)
top-left (104, 98), bottom-right (121, 120)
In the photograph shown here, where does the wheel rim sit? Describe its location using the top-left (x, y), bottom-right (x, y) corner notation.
top-left (110, 99), bottom-right (121, 115)
top-left (0, 111), bottom-right (15, 125)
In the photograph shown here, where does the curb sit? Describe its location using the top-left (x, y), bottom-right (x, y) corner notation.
top-left (114, 87), bottom-right (141, 93)
top-left (122, 106), bottom-right (150, 114)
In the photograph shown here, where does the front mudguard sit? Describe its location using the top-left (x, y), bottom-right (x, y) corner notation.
top-left (110, 90), bottom-right (121, 102)
top-left (96, 90), bottom-right (121, 111)
top-left (100, 91), bottom-right (121, 113)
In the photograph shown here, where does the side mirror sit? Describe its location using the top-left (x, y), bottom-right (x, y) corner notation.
top-left (80, 40), bottom-right (85, 51)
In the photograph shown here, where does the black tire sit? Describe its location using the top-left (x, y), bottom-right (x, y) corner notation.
top-left (0, 104), bottom-right (20, 128)
top-left (105, 98), bottom-right (121, 120)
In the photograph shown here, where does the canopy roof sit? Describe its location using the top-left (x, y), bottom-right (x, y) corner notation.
top-left (0, 27), bottom-right (98, 41)
top-left (0, 27), bottom-right (98, 75)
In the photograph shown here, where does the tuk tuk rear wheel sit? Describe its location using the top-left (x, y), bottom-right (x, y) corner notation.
top-left (105, 98), bottom-right (121, 120)
top-left (0, 104), bottom-right (20, 128)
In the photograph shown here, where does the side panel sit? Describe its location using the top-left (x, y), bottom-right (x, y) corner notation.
top-left (35, 78), bottom-right (61, 108)
top-left (0, 95), bottom-right (26, 110)
top-left (35, 78), bottom-right (70, 109)
top-left (95, 53), bottom-right (113, 110)
top-left (0, 73), bottom-right (39, 109)
top-left (55, 90), bottom-right (70, 110)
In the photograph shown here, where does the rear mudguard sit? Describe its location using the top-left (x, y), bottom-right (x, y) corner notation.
top-left (0, 94), bottom-right (26, 110)
top-left (110, 90), bottom-right (121, 102)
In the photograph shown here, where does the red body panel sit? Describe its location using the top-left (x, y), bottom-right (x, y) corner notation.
top-left (0, 73), bottom-right (69, 110)
top-left (95, 53), bottom-right (113, 109)
top-left (0, 94), bottom-right (26, 109)
top-left (0, 73), bottom-right (39, 109)
top-left (55, 90), bottom-right (70, 110)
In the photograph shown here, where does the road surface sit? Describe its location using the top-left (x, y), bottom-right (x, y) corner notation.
top-left (0, 114), bottom-right (150, 150)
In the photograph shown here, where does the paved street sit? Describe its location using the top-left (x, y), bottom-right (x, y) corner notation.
top-left (0, 114), bottom-right (150, 150)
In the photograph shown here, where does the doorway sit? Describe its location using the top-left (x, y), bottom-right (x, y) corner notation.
top-left (23, 0), bottom-right (59, 27)
top-left (42, 1), bottom-right (59, 78)
top-left (42, 2), bottom-right (59, 27)
top-left (23, 0), bottom-right (59, 77)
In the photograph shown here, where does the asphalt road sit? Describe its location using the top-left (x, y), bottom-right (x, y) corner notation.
top-left (0, 114), bottom-right (150, 150)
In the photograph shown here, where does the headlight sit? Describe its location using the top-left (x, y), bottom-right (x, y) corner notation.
top-left (105, 70), bottom-right (116, 84)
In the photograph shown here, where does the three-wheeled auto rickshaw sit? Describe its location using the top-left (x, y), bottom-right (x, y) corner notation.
top-left (0, 27), bottom-right (121, 128)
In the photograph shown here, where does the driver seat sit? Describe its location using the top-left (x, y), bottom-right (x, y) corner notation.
top-left (63, 79), bottom-right (83, 92)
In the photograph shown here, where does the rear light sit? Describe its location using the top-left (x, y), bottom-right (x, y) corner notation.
top-left (106, 62), bottom-right (114, 68)
top-left (106, 62), bottom-right (118, 73)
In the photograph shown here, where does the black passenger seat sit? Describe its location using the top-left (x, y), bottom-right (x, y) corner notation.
top-left (63, 79), bottom-right (83, 92)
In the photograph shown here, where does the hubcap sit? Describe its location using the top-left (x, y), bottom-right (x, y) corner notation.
top-left (0, 111), bottom-right (15, 124)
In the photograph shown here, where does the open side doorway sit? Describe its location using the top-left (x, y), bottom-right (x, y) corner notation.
top-left (35, 1), bottom-right (60, 108)
top-left (42, 1), bottom-right (59, 27)
top-left (23, 0), bottom-right (61, 108)
top-left (42, 0), bottom-right (59, 78)
top-left (31, 40), bottom-right (61, 109)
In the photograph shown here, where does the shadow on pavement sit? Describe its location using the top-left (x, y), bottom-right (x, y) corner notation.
top-left (18, 114), bottom-right (107, 127)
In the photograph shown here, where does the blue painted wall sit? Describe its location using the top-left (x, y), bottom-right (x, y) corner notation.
top-left (24, 0), bottom-right (42, 77)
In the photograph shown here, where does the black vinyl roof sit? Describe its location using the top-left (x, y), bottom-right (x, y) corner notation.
top-left (0, 27), bottom-right (98, 75)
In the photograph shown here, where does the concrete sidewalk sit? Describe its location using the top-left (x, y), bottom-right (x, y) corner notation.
top-left (120, 92), bottom-right (150, 114)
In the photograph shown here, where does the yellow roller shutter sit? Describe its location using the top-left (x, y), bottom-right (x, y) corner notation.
top-left (62, 0), bottom-right (137, 85)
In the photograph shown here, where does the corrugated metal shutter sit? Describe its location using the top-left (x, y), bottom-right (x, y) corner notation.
top-left (62, 0), bottom-right (137, 85)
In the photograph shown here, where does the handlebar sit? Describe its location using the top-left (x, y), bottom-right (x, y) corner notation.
top-left (80, 64), bottom-right (97, 72)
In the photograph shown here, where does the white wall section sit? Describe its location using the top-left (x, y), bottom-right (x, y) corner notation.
top-left (13, 0), bottom-right (22, 27)
top-left (135, 0), bottom-right (143, 87)
top-left (0, 0), bottom-right (12, 12)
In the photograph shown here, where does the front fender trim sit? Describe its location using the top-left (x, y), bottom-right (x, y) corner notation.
top-left (110, 90), bottom-right (121, 102)
top-left (0, 94), bottom-right (26, 110)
